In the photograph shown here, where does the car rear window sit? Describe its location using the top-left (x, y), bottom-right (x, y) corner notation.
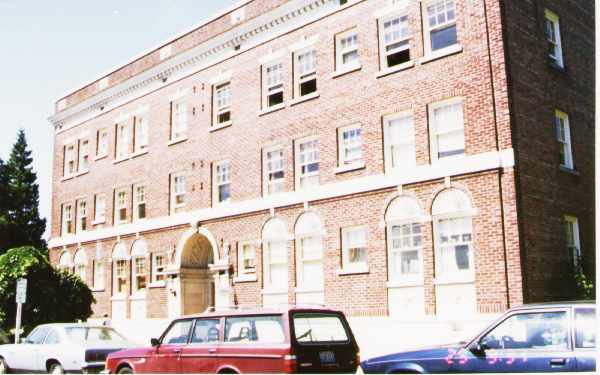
top-left (65, 327), bottom-right (126, 342)
top-left (224, 315), bottom-right (285, 344)
top-left (293, 313), bottom-right (349, 343)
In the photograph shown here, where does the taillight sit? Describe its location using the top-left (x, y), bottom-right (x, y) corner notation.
top-left (283, 354), bottom-right (297, 374)
top-left (355, 351), bottom-right (361, 366)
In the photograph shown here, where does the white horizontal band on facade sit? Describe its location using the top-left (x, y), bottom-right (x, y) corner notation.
top-left (49, 0), bottom-right (356, 133)
top-left (48, 148), bottom-right (515, 248)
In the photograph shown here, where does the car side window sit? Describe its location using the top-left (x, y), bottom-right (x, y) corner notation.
top-left (27, 326), bottom-right (50, 344)
top-left (575, 308), bottom-right (596, 349)
top-left (44, 329), bottom-right (61, 345)
top-left (161, 320), bottom-right (193, 345)
top-left (191, 319), bottom-right (220, 344)
top-left (480, 311), bottom-right (568, 351)
top-left (224, 315), bottom-right (285, 344)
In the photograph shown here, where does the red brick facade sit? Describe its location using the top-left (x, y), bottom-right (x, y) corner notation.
top-left (48, 0), bottom-right (593, 320)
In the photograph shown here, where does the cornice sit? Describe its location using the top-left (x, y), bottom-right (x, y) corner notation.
top-left (49, 0), bottom-right (341, 134)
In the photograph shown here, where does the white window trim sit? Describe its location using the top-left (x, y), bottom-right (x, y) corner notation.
top-left (170, 173), bottom-right (187, 212)
top-left (133, 184), bottom-right (147, 221)
top-left (433, 212), bottom-right (475, 285)
top-left (295, 229), bottom-right (325, 292)
top-left (150, 253), bottom-right (168, 287)
top-left (114, 189), bottom-right (128, 225)
top-left (113, 258), bottom-right (128, 298)
top-left (78, 139), bottom-right (90, 173)
top-left (76, 200), bottom-right (88, 233)
top-left (335, 28), bottom-right (361, 74)
top-left (62, 203), bottom-right (74, 236)
top-left (93, 194), bottom-right (106, 225)
top-left (422, 0), bottom-right (459, 57)
top-left (555, 110), bottom-right (574, 170)
top-left (92, 259), bottom-right (105, 292)
top-left (115, 122), bottom-right (131, 161)
top-left (64, 144), bottom-right (77, 178)
top-left (213, 81), bottom-right (233, 127)
top-left (565, 215), bottom-right (581, 270)
top-left (339, 226), bottom-right (369, 274)
top-left (337, 124), bottom-right (364, 170)
top-left (378, 11), bottom-right (411, 71)
top-left (131, 254), bottom-right (149, 297)
top-left (235, 240), bottom-right (258, 282)
top-left (262, 238), bottom-right (289, 293)
top-left (96, 129), bottom-right (109, 159)
top-left (295, 136), bottom-right (320, 191)
top-left (133, 115), bottom-right (149, 155)
top-left (383, 111), bottom-right (416, 174)
top-left (386, 218), bottom-right (425, 285)
top-left (213, 160), bottom-right (232, 205)
top-left (429, 97), bottom-right (466, 163)
top-left (263, 145), bottom-right (285, 197)
top-left (170, 98), bottom-right (188, 142)
top-left (545, 9), bottom-right (564, 68)
top-left (262, 62), bottom-right (285, 110)
top-left (293, 47), bottom-right (318, 99)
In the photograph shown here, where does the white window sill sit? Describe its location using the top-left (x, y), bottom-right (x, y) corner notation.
top-left (289, 91), bottom-right (320, 106)
top-left (110, 296), bottom-right (127, 302)
top-left (376, 60), bottom-right (415, 78)
top-left (91, 219), bottom-right (106, 226)
top-left (60, 175), bottom-right (74, 182)
top-left (294, 287), bottom-right (324, 294)
top-left (131, 149), bottom-right (149, 159)
top-left (149, 281), bottom-right (166, 288)
top-left (331, 64), bottom-right (362, 79)
top-left (387, 279), bottom-right (424, 288)
top-left (75, 169), bottom-right (90, 177)
top-left (167, 137), bottom-right (188, 146)
top-left (91, 288), bottom-right (105, 293)
top-left (94, 154), bottom-right (108, 161)
top-left (559, 166), bottom-right (579, 175)
top-left (209, 121), bottom-right (233, 132)
top-left (129, 293), bottom-right (147, 301)
top-left (259, 103), bottom-right (286, 116)
top-left (334, 162), bottom-right (366, 174)
top-left (112, 156), bottom-right (130, 165)
top-left (261, 288), bottom-right (288, 295)
top-left (419, 44), bottom-right (463, 65)
top-left (432, 152), bottom-right (467, 164)
top-left (434, 276), bottom-right (475, 286)
top-left (234, 274), bottom-right (257, 283)
top-left (337, 266), bottom-right (369, 276)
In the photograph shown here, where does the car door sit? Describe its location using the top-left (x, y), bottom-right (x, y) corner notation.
top-left (36, 328), bottom-right (63, 372)
top-left (573, 307), bottom-right (596, 372)
top-left (9, 326), bottom-right (50, 372)
top-left (146, 319), bottom-right (193, 373)
top-left (457, 309), bottom-right (575, 373)
top-left (180, 318), bottom-right (221, 373)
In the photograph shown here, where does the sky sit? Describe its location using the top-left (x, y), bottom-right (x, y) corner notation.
top-left (0, 0), bottom-right (239, 238)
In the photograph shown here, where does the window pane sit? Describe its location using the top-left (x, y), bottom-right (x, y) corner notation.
top-left (191, 319), bottom-right (220, 344)
top-left (225, 316), bottom-right (285, 344)
top-left (431, 24), bottom-right (457, 51)
top-left (575, 308), bottom-right (596, 349)
top-left (163, 320), bottom-right (193, 345)
top-left (293, 313), bottom-right (349, 343)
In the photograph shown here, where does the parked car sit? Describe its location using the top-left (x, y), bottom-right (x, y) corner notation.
top-left (0, 323), bottom-right (134, 374)
top-left (105, 305), bottom-right (360, 374)
top-left (360, 301), bottom-right (596, 373)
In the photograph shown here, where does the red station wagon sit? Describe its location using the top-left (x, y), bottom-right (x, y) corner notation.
top-left (104, 306), bottom-right (360, 374)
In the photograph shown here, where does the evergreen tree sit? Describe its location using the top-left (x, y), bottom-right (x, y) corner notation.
top-left (1, 130), bottom-right (46, 253)
top-left (0, 158), bottom-right (7, 249)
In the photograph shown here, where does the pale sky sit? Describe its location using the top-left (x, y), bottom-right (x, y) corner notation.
top-left (0, 1), bottom-right (239, 239)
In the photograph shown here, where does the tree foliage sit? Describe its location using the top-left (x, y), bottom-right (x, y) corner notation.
top-left (0, 130), bottom-right (46, 254)
top-left (0, 247), bottom-right (94, 335)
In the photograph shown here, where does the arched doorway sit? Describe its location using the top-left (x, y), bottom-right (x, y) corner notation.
top-left (170, 228), bottom-right (226, 318)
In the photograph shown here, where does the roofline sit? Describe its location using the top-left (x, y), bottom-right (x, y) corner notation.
top-left (54, 0), bottom-right (255, 103)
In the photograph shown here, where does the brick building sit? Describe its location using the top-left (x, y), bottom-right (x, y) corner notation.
top-left (48, 0), bottom-right (594, 323)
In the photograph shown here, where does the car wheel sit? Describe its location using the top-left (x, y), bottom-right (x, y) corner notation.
top-left (117, 366), bottom-right (133, 374)
top-left (49, 363), bottom-right (64, 375)
top-left (0, 358), bottom-right (9, 374)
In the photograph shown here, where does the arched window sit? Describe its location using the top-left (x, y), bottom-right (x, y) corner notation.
top-left (112, 243), bottom-right (128, 297)
top-left (262, 218), bottom-right (289, 293)
top-left (385, 196), bottom-right (425, 282)
top-left (58, 251), bottom-right (73, 273)
top-left (432, 189), bottom-right (475, 281)
top-left (131, 240), bottom-right (148, 295)
top-left (295, 212), bottom-right (324, 292)
top-left (73, 249), bottom-right (88, 282)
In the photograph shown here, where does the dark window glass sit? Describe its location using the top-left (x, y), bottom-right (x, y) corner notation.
top-left (219, 184), bottom-right (230, 202)
top-left (387, 49), bottom-right (410, 67)
top-left (138, 203), bottom-right (146, 219)
top-left (218, 111), bottom-right (231, 124)
top-left (455, 245), bottom-right (470, 270)
top-left (431, 24), bottom-right (457, 51)
top-left (300, 79), bottom-right (317, 97)
top-left (268, 92), bottom-right (284, 107)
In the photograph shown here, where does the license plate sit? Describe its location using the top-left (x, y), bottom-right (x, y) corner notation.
top-left (319, 351), bottom-right (336, 364)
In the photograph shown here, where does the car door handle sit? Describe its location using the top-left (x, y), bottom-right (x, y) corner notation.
top-left (550, 358), bottom-right (566, 366)
top-left (208, 349), bottom-right (217, 354)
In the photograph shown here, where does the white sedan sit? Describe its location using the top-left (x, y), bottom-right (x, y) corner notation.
top-left (0, 324), bottom-right (135, 374)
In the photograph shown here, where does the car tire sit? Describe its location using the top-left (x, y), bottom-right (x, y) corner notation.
top-left (117, 366), bottom-right (133, 374)
top-left (49, 363), bottom-right (64, 375)
top-left (0, 358), bottom-right (9, 374)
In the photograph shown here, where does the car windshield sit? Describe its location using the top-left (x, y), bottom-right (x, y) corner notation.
top-left (65, 327), bottom-right (126, 343)
top-left (293, 313), bottom-right (349, 343)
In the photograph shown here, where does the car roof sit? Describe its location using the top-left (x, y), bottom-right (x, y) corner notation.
top-left (178, 305), bottom-right (344, 319)
top-left (35, 323), bottom-right (111, 329)
top-left (509, 300), bottom-right (595, 311)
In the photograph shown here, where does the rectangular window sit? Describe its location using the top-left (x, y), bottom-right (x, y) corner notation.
top-left (430, 99), bottom-right (465, 160)
top-left (338, 124), bottom-right (363, 167)
top-left (437, 217), bottom-right (473, 277)
top-left (171, 174), bottom-right (186, 212)
top-left (115, 122), bottom-right (130, 160)
top-left (238, 241), bottom-right (256, 276)
top-left (296, 138), bottom-right (319, 190)
top-left (62, 204), bottom-right (73, 235)
top-left (78, 139), bottom-right (90, 172)
top-left (263, 146), bottom-right (285, 195)
top-left (152, 254), bottom-right (167, 283)
top-left (225, 316), bottom-right (285, 344)
top-left (134, 116), bottom-right (149, 153)
top-left (384, 113), bottom-right (416, 172)
top-left (114, 260), bottom-right (127, 295)
top-left (133, 184), bottom-right (147, 221)
top-left (389, 222), bottom-right (422, 280)
top-left (294, 49), bottom-right (317, 98)
top-left (114, 190), bottom-right (127, 224)
top-left (170, 99), bottom-right (188, 140)
top-left (64, 144), bottom-right (76, 177)
top-left (214, 161), bottom-right (231, 204)
top-left (132, 257), bottom-right (147, 294)
top-left (293, 313), bottom-right (349, 343)
top-left (574, 308), bottom-right (596, 349)
top-left (335, 28), bottom-right (360, 71)
top-left (565, 216), bottom-right (581, 270)
top-left (341, 226), bottom-right (368, 271)
top-left (262, 62), bottom-right (284, 109)
top-left (97, 128), bottom-right (109, 157)
top-left (424, 0), bottom-right (458, 53)
top-left (94, 194), bottom-right (106, 223)
top-left (93, 260), bottom-right (105, 290)
top-left (77, 200), bottom-right (87, 232)
top-left (214, 82), bottom-right (232, 125)
top-left (378, 14), bottom-right (411, 69)
top-left (545, 10), bottom-right (564, 68)
top-left (555, 110), bottom-right (574, 170)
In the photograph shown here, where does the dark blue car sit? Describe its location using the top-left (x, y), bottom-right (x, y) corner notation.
top-left (361, 301), bottom-right (596, 373)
